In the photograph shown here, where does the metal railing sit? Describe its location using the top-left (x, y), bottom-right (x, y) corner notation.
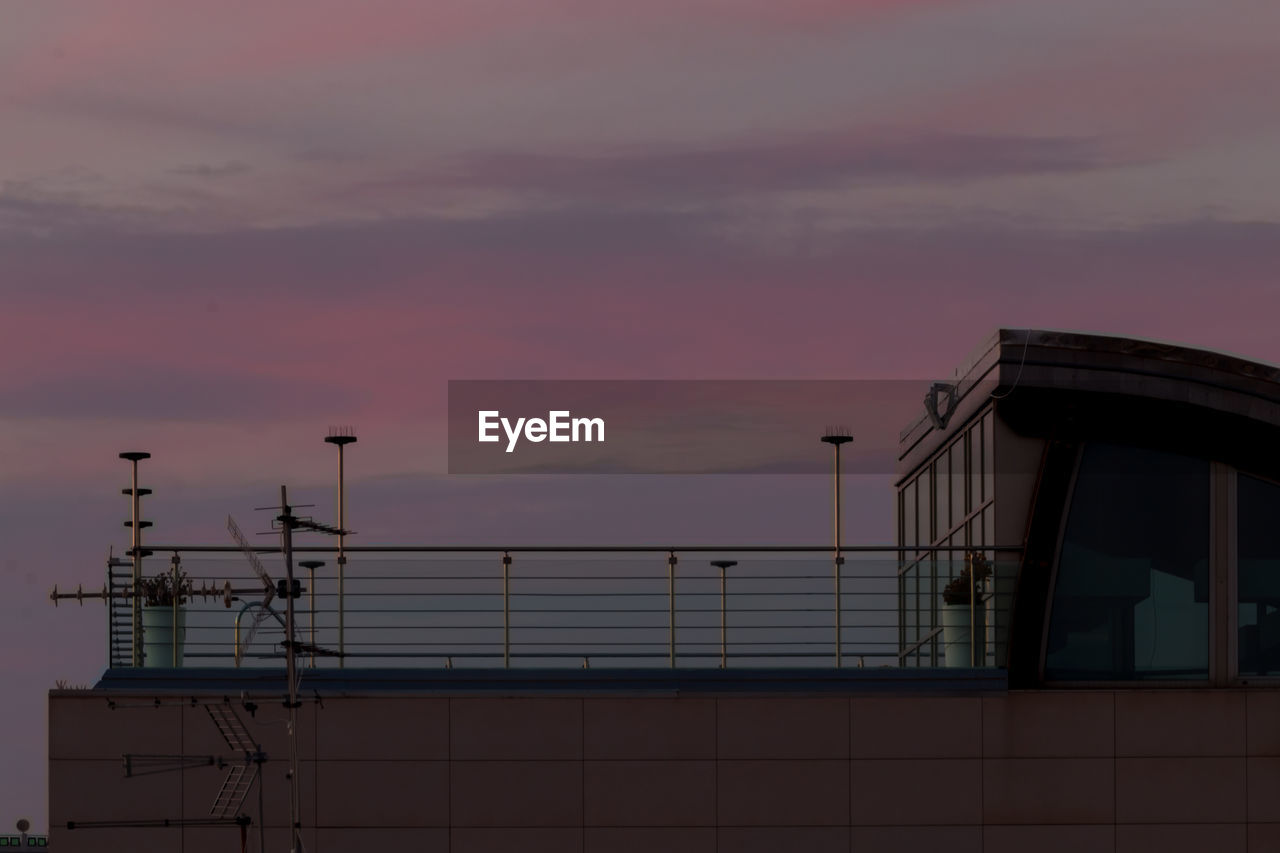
top-left (95, 546), bottom-right (1020, 670)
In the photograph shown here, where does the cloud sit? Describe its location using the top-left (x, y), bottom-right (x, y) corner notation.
top-left (0, 367), bottom-right (367, 421)
top-left (168, 161), bottom-right (252, 178)
top-left (437, 132), bottom-right (1125, 200)
top-left (315, 131), bottom-right (1128, 216)
top-left (3, 208), bottom-right (1279, 409)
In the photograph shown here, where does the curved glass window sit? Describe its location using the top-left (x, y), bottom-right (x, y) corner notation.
top-left (1238, 474), bottom-right (1280, 675)
top-left (1044, 443), bottom-right (1209, 680)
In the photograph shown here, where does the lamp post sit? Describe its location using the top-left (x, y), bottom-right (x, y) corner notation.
top-left (119, 451), bottom-right (152, 668)
top-left (821, 430), bottom-right (852, 668)
top-left (324, 429), bottom-right (357, 667)
top-left (711, 560), bottom-right (737, 668)
top-left (299, 560), bottom-right (324, 667)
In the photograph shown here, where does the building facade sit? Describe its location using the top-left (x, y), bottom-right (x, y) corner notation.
top-left (49, 329), bottom-right (1280, 852)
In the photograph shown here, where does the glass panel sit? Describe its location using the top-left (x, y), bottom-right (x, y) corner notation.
top-left (918, 468), bottom-right (932, 549)
top-left (935, 455), bottom-right (950, 541)
top-left (982, 411), bottom-right (994, 503)
top-left (1044, 443), bottom-right (1209, 681)
top-left (951, 441), bottom-right (967, 525)
top-left (903, 479), bottom-right (917, 550)
top-left (1238, 474), bottom-right (1280, 676)
top-left (904, 569), bottom-right (918, 645)
top-left (983, 505), bottom-right (994, 550)
top-left (969, 425), bottom-right (982, 514)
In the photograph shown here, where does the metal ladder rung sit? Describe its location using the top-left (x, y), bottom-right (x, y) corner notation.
top-left (205, 705), bottom-right (257, 752)
top-left (210, 764), bottom-right (255, 818)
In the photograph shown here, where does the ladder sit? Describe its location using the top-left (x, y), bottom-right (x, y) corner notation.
top-left (210, 763), bottom-right (255, 819)
top-left (206, 704), bottom-right (260, 818)
top-left (108, 562), bottom-right (133, 668)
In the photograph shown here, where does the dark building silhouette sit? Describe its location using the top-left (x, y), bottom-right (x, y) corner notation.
top-left (49, 329), bottom-right (1280, 852)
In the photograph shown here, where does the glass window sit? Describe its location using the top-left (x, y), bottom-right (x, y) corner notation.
top-left (1044, 443), bottom-right (1209, 681)
top-left (935, 455), bottom-right (950, 540)
top-left (951, 441), bottom-right (967, 524)
top-left (969, 425), bottom-right (982, 513)
top-left (903, 479), bottom-right (917, 550)
top-left (982, 411), bottom-right (994, 503)
top-left (918, 468), bottom-right (932, 549)
top-left (903, 567), bottom-right (918, 644)
top-left (1238, 474), bottom-right (1280, 676)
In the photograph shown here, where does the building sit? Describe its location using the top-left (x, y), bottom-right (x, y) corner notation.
top-left (48, 329), bottom-right (1280, 852)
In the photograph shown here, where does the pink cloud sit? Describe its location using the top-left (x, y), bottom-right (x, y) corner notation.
top-left (7, 0), bottom-right (951, 106)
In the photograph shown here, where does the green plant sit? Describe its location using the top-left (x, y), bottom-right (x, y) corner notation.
top-left (138, 571), bottom-right (193, 607)
top-left (942, 554), bottom-right (992, 605)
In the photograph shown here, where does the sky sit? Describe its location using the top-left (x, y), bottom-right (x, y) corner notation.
top-left (4, 0), bottom-right (1280, 831)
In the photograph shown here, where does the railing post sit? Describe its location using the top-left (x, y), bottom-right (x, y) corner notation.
top-left (968, 551), bottom-right (976, 668)
top-left (835, 554), bottom-right (844, 668)
top-left (711, 561), bottom-right (736, 669)
top-left (170, 552), bottom-right (181, 668)
top-left (502, 551), bottom-right (512, 668)
top-left (667, 551), bottom-right (677, 668)
top-left (821, 432), bottom-right (852, 669)
top-left (300, 560), bottom-right (325, 668)
top-left (721, 566), bottom-right (726, 668)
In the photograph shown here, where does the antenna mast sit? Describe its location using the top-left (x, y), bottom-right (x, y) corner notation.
top-left (324, 428), bottom-right (357, 667)
top-left (119, 452), bottom-right (152, 667)
top-left (278, 485), bottom-right (303, 853)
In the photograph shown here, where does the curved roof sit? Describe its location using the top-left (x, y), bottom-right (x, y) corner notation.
top-left (899, 329), bottom-right (1280, 477)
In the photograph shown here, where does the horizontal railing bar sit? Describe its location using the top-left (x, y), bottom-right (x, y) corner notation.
top-left (145, 544), bottom-right (1025, 553)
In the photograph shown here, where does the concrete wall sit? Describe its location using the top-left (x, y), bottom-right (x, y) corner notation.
top-left (49, 688), bottom-right (1280, 852)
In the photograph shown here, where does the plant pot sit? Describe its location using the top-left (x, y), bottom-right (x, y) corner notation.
top-left (942, 602), bottom-right (985, 667)
top-left (141, 605), bottom-right (186, 668)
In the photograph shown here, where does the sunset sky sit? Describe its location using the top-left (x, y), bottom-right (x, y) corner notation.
top-left (4, 0), bottom-right (1280, 829)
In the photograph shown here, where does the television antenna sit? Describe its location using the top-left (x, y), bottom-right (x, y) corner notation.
top-left (233, 486), bottom-right (346, 853)
top-left (228, 515), bottom-right (278, 667)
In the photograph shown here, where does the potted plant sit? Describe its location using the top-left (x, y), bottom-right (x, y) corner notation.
top-left (138, 570), bottom-right (193, 668)
top-left (941, 554), bottom-right (991, 667)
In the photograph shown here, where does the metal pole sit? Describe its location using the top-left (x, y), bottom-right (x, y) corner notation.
top-left (668, 552), bottom-right (677, 668)
top-left (131, 458), bottom-right (141, 668)
top-left (257, 757), bottom-right (266, 853)
top-left (234, 608), bottom-right (244, 668)
top-left (280, 485), bottom-right (301, 853)
top-left (720, 566), bottom-right (726, 668)
top-left (338, 442), bottom-right (345, 669)
top-left (310, 564), bottom-right (316, 669)
top-left (834, 442), bottom-right (842, 668)
top-left (711, 561), bottom-right (736, 669)
top-left (820, 433), bottom-right (851, 669)
top-left (131, 462), bottom-right (140, 669)
top-left (105, 552), bottom-right (112, 669)
top-left (170, 553), bottom-right (181, 668)
top-left (120, 452), bottom-right (150, 668)
top-left (326, 430), bottom-right (356, 669)
top-left (299, 561), bottom-right (324, 668)
top-left (968, 551), bottom-right (976, 668)
top-left (502, 552), bottom-right (512, 668)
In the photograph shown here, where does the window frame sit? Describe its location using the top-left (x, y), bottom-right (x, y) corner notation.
top-left (1223, 467), bottom-right (1280, 685)
top-left (1038, 443), bottom-right (1222, 687)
